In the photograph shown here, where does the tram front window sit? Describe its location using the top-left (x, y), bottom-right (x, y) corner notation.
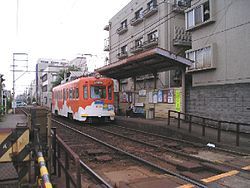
top-left (90, 86), bottom-right (106, 99)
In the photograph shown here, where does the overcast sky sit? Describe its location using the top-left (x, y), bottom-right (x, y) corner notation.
top-left (0, 0), bottom-right (131, 94)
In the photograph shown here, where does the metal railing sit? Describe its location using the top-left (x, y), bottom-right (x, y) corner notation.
top-left (52, 128), bottom-right (81, 188)
top-left (168, 110), bottom-right (250, 146)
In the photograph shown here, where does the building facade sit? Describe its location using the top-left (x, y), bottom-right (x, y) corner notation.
top-left (104, 0), bottom-right (192, 117)
top-left (36, 58), bottom-right (69, 106)
top-left (185, 0), bottom-right (250, 123)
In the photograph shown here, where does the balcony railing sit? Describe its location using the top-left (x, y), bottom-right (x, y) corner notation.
top-left (143, 5), bottom-right (158, 18)
top-left (117, 52), bottom-right (128, 59)
top-left (116, 26), bottom-right (128, 35)
top-left (143, 38), bottom-right (158, 49)
top-left (130, 16), bottom-right (143, 26)
top-left (130, 45), bottom-right (143, 53)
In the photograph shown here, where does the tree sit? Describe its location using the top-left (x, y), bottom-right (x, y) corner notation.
top-left (52, 66), bottom-right (81, 88)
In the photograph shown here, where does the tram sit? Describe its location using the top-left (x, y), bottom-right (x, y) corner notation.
top-left (52, 76), bottom-right (115, 122)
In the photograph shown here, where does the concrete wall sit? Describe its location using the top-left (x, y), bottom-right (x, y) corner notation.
top-left (186, 83), bottom-right (250, 124)
top-left (188, 0), bottom-right (250, 86)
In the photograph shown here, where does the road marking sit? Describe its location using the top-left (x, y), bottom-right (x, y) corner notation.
top-left (201, 170), bottom-right (239, 183)
top-left (177, 164), bottom-right (250, 187)
top-left (242, 165), bottom-right (250, 170)
top-left (177, 184), bottom-right (194, 188)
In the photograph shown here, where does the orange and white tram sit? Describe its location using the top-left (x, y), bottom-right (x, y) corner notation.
top-left (52, 76), bottom-right (115, 122)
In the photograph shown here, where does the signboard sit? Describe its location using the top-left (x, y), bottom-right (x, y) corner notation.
top-left (163, 90), bottom-right (168, 103)
top-left (153, 92), bottom-right (158, 104)
top-left (175, 89), bottom-right (181, 112)
top-left (167, 89), bottom-right (174, 104)
top-left (157, 90), bottom-right (163, 103)
top-left (148, 91), bottom-right (153, 103)
top-left (121, 92), bottom-right (127, 103)
top-left (139, 90), bottom-right (146, 96)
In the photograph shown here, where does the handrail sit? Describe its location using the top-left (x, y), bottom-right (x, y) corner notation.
top-left (168, 110), bottom-right (250, 146)
top-left (52, 129), bottom-right (81, 188)
top-left (37, 151), bottom-right (53, 188)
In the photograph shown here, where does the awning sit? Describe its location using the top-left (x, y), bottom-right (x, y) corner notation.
top-left (96, 47), bottom-right (192, 79)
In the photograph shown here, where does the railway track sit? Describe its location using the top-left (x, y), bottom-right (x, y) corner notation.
top-left (52, 117), bottom-right (250, 187)
top-left (53, 118), bottom-right (208, 188)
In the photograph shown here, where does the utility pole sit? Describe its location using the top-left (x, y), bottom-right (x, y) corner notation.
top-left (12, 53), bottom-right (28, 114)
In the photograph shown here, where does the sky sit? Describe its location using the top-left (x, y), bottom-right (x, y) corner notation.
top-left (0, 0), bottom-right (131, 95)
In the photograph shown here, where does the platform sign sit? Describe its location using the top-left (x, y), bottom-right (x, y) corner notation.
top-left (157, 90), bottom-right (163, 103)
top-left (167, 89), bottom-right (174, 104)
top-left (175, 89), bottom-right (181, 112)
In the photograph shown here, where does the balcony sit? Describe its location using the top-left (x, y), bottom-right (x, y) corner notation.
top-left (117, 52), bottom-right (128, 59)
top-left (116, 26), bottom-right (128, 35)
top-left (143, 38), bottom-right (158, 49)
top-left (130, 45), bottom-right (143, 54)
top-left (104, 38), bottom-right (110, 51)
top-left (143, 5), bottom-right (158, 18)
top-left (130, 16), bottom-right (143, 26)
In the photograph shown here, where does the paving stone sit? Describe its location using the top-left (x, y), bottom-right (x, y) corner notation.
top-left (176, 161), bottom-right (203, 172)
top-left (95, 155), bottom-right (112, 162)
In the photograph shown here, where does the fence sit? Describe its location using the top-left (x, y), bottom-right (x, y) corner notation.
top-left (51, 128), bottom-right (81, 188)
top-left (168, 110), bottom-right (250, 146)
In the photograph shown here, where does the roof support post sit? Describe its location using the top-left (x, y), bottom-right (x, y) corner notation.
top-left (181, 68), bottom-right (186, 114)
top-left (153, 72), bottom-right (157, 90)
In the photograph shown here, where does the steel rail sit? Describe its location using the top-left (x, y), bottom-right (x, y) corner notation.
top-left (109, 124), bottom-right (250, 156)
top-left (79, 160), bottom-right (113, 188)
top-left (91, 125), bottom-right (250, 174)
top-left (52, 119), bottom-right (207, 188)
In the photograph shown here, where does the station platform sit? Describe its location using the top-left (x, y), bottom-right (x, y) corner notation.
top-left (0, 113), bottom-right (27, 129)
top-left (115, 116), bottom-right (250, 154)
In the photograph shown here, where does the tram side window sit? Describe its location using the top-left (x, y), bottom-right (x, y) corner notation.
top-left (72, 88), bottom-right (74, 99)
top-left (75, 88), bottom-right (79, 99)
top-left (108, 86), bottom-right (112, 100)
top-left (69, 89), bottom-right (72, 99)
top-left (91, 86), bottom-right (106, 99)
top-left (83, 86), bottom-right (88, 99)
top-left (63, 89), bottom-right (66, 101)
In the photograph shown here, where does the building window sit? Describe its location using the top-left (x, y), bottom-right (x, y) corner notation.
top-left (147, 0), bottom-right (157, 10)
top-left (185, 1), bottom-right (212, 30)
top-left (41, 74), bottom-right (47, 82)
top-left (186, 46), bottom-right (213, 70)
top-left (135, 37), bottom-right (143, 47)
top-left (148, 30), bottom-right (158, 41)
top-left (121, 45), bottom-right (128, 54)
top-left (135, 8), bottom-right (143, 19)
top-left (42, 85), bottom-right (47, 92)
top-left (121, 20), bottom-right (127, 29)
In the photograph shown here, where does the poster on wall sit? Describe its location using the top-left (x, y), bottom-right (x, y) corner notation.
top-left (153, 92), bottom-right (158, 104)
top-left (139, 90), bottom-right (146, 96)
top-left (148, 91), bottom-right (153, 103)
top-left (157, 90), bottom-right (163, 103)
top-left (167, 89), bottom-right (174, 104)
top-left (175, 89), bottom-right (181, 112)
top-left (163, 90), bottom-right (168, 103)
top-left (121, 92), bottom-right (127, 103)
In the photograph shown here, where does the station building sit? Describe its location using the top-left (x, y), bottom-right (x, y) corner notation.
top-left (99, 0), bottom-right (192, 118)
top-left (98, 0), bottom-right (250, 124)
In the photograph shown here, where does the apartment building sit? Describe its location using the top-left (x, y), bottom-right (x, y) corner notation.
top-left (101, 0), bottom-right (192, 117)
top-left (36, 58), bottom-right (69, 105)
top-left (185, 0), bottom-right (250, 123)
